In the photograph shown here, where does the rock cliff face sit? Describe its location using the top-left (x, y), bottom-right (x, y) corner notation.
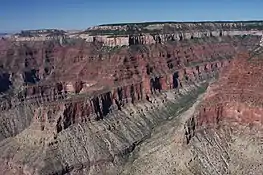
top-left (181, 52), bottom-right (263, 174)
top-left (82, 21), bottom-right (263, 46)
top-left (0, 21), bottom-right (263, 175)
top-left (81, 29), bottom-right (263, 47)
top-left (117, 51), bottom-right (263, 175)
top-left (12, 21), bottom-right (263, 47)
top-left (191, 52), bottom-right (263, 129)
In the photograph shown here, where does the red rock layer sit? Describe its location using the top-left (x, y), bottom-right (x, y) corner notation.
top-left (0, 36), bottom-right (260, 135)
top-left (196, 52), bottom-right (263, 128)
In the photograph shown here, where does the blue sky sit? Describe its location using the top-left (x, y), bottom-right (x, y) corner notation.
top-left (1, 0), bottom-right (263, 32)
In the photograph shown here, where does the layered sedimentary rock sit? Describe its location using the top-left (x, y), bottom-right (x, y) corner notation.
top-left (82, 21), bottom-right (263, 46)
top-left (0, 36), bottom-right (257, 130)
top-left (12, 21), bottom-right (263, 47)
top-left (0, 21), bottom-right (262, 175)
top-left (181, 51), bottom-right (263, 174)
top-left (117, 51), bottom-right (263, 175)
top-left (189, 52), bottom-right (263, 130)
top-left (81, 30), bottom-right (263, 47)
top-left (11, 29), bottom-right (67, 42)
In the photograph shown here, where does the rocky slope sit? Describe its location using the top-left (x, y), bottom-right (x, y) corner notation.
top-left (182, 51), bottom-right (263, 174)
top-left (0, 21), bottom-right (262, 174)
top-left (116, 52), bottom-right (263, 175)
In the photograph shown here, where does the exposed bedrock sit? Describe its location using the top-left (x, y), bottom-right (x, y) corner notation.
top-left (117, 52), bottom-right (263, 175)
top-left (0, 80), bottom-right (208, 175)
top-left (182, 52), bottom-right (263, 175)
top-left (0, 35), bottom-right (259, 91)
top-left (86, 21), bottom-right (263, 47)
top-left (18, 59), bottom-right (225, 137)
top-left (0, 29), bottom-right (262, 174)
top-left (88, 21), bottom-right (263, 32)
top-left (191, 53), bottom-right (263, 129)
top-left (128, 31), bottom-right (222, 45)
top-left (0, 35), bottom-right (248, 113)
top-left (0, 105), bottom-right (34, 141)
top-left (0, 36), bottom-right (243, 146)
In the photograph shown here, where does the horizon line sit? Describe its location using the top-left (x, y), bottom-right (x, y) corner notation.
top-left (3, 19), bottom-right (263, 34)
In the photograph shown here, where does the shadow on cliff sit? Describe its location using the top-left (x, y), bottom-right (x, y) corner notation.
top-left (0, 73), bottom-right (12, 93)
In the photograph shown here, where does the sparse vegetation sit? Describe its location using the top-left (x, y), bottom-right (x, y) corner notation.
top-left (167, 83), bottom-right (208, 116)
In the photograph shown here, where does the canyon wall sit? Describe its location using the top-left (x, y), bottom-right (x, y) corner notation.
top-left (181, 51), bottom-right (263, 175)
top-left (0, 22), bottom-right (262, 174)
top-left (84, 30), bottom-right (263, 47)
top-left (11, 21), bottom-right (263, 47)
top-left (191, 52), bottom-right (263, 129)
top-left (82, 21), bottom-right (263, 47)
top-left (0, 35), bottom-right (256, 139)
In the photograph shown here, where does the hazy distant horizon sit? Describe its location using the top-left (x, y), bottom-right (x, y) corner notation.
top-left (2, 0), bottom-right (263, 33)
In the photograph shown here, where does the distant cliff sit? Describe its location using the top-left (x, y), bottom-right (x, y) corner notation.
top-left (79, 21), bottom-right (263, 47)
top-left (8, 21), bottom-right (263, 47)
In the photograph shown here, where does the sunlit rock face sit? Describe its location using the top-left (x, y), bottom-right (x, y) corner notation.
top-left (0, 21), bottom-right (262, 174)
top-left (195, 53), bottom-right (263, 128)
top-left (182, 53), bottom-right (263, 175)
top-left (81, 21), bottom-right (263, 47)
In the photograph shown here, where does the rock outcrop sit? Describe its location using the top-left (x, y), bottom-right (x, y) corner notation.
top-left (0, 21), bottom-right (262, 175)
top-left (181, 51), bottom-right (263, 174)
top-left (191, 51), bottom-right (263, 129)
top-left (81, 21), bottom-right (263, 47)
